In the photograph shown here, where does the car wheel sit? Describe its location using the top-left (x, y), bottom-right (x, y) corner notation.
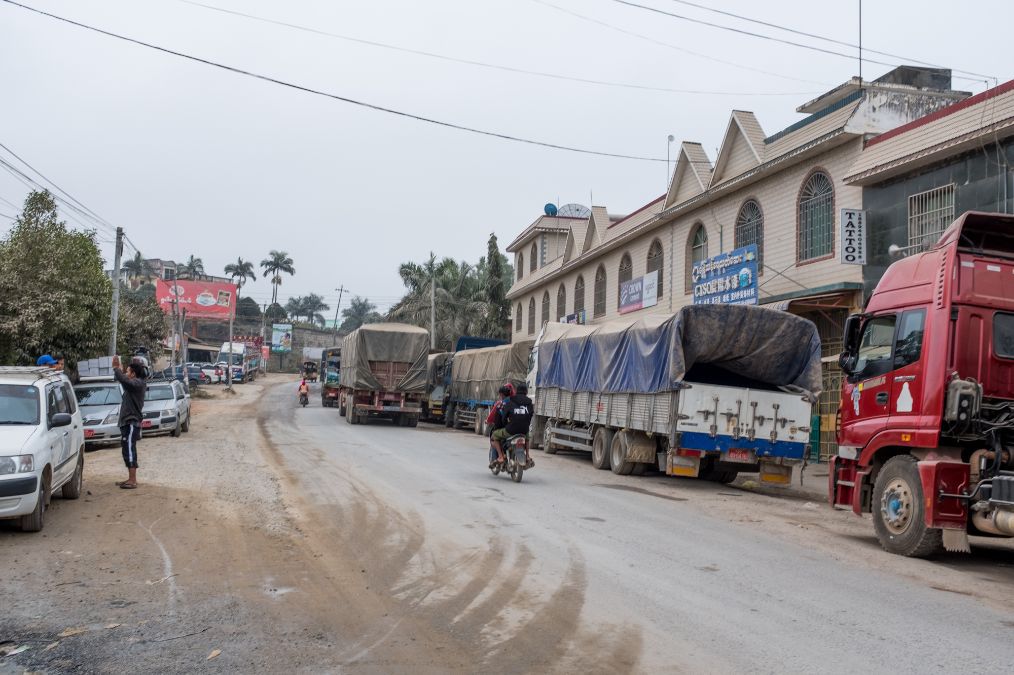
top-left (181, 412), bottom-right (190, 433)
top-left (62, 449), bottom-right (84, 499)
top-left (21, 474), bottom-right (49, 532)
top-left (172, 419), bottom-right (183, 437)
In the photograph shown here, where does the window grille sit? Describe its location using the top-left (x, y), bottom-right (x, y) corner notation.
top-left (593, 266), bottom-right (606, 317)
top-left (527, 298), bottom-right (535, 335)
top-left (574, 276), bottom-right (585, 315)
top-left (541, 291), bottom-right (550, 326)
top-left (515, 303), bottom-right (522, 332)
top-left (529, 243), bottom-right (537, 273)
top-left (686, 224), bottom-right (708, 292)
top-left (618, 253), bottom-right (632, 304)
top-left (557, 284), bottom-right (566, 320)
top-left (647, 240), bottom-right (664, 297)
top-left (908, 184), bottom-right (955, 252)
top-left (798, 172), bottom-right (834, 261)
top-left (735, 200), bottom-right (764, 267)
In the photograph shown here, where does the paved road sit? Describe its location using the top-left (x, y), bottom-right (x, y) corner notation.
top-left (265, 383), bottom-right (1014, 673)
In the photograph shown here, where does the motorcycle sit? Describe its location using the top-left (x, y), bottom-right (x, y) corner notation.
top-left (489, 434), bottom-right (531, 483)
top-left (299, 391), bottom-right (309, 407)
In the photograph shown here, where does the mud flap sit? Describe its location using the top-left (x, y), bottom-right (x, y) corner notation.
top-left (942, 529), bottom-right (971, 553)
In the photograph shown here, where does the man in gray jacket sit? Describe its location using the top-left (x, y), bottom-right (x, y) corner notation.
top-left (112, 355), bottom-right (147, 489)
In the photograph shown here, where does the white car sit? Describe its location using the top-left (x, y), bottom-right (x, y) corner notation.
top-left (141, 380), bottom-right (191, 436)
top-left (0, 367), bottom-right (85, 532)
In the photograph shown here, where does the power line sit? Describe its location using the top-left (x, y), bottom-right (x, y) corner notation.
top-left (2, 0), bottom-right (667, 163)
top-left (531, 0), bottom-right (828, 86)
top-left (660, 0), bottom-right (995, 81)
top-left (175, 0), bottom-right (815, 97)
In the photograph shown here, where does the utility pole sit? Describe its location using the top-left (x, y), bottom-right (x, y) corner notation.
top-left (108, 227), bottom-right (123, 355)
top-left (331, 285), bottom-right (346, 345)
top-left (259, 303), bottom-right (267, 374)
top-left (170, 282), bottom-right (180, 370)
top-left (430, 275), bottom-right (436, 350)
top-left (226, 304), bottom-right (234, 391)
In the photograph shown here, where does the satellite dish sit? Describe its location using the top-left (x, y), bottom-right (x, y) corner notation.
top-left (544, 203), bottom-right (558, 216)
top-left (557, 203), bottom-right (592, 218)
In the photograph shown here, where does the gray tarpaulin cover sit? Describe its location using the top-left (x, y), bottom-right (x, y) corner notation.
top-left (340, 323), bottom-right (430, 392)
top-left (450, 340), bottom-right (534, 403)
top-left (426, 352), bottom-right (452, 394)
top-left (537, 304), bottom-right (822, 401)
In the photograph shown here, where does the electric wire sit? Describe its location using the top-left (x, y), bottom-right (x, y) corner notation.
top-left (531, 0), bottom-right (828, 86)
top-left (0, 156), bottom-right (116, 237)
top-left (175, 0), bottom-right (815, 97)
top-left (660, 0), bottom-right (995, 81)
top-left (1, 1), bottom-right (667, 163)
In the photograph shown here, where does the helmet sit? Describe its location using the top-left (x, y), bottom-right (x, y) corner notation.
top-left (498, 385), bottom-right (512, 397)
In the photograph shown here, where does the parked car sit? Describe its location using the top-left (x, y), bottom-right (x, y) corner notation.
top-left (141, 380), bottom-right (191, 437)
top-left (159, 365), bottom-right (211, 387)
top-left (74, 379), bottom-right (123, 447)
top-left (197, 362), bottom-right (224, 384)
top-left (0, 366), bottom-right (85, 532)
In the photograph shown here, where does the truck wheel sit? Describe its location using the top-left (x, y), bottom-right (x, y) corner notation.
top-left (445, 404), bottom-right (455, 428)
top-left (346, 405), bottom-right (359, 425)
top-left (543, 423), bottom-right (558, 455)
top-left (591, 427), bottom-right (612, 469)
top-left (609, 431), bottom-right (634, 475)
top-left (872, 455), bottom-right (943, 557)
top-left (339, 401), bottom-right (347, 416)
top-left (62, 450), bottom-right (84, 499)
top-left (408, 415), bottom-right (418, 428)
top-left (475, 408), bottom-right (485, 435)
top-left (20, 473), bottom-right (48, 532)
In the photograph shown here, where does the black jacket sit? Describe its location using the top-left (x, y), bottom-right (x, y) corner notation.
top-left (114, 369), bottom-right (146, 426)
top-left (504, 395), bottom-right (534, 435)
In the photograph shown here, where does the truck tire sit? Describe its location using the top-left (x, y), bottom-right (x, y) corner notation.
top-left (62, 449), bottom-right (84, 499)
top-left (346, 405), bottom-right (359, 425)
top-left (339, 400), bottom-right (347, 416)
top-left (445, 403), bottom-right (455, 428)
top-left (872, 455), bottom-right (943, 557)
top-left (609, 431), bottom-right (635, 475)
top-left (543, 422), bottom-right (558, 455)
top-left (475, 408), bottom-right (485, 435)
top-left (591, 427), bottom-right (612, 469)
top-left (408, 415), bottom-right (418, 428)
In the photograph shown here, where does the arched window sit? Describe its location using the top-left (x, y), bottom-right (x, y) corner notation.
top-left (529, 242), bottom-right (538, 273)
top-left (593, 265), bottom-right (607, 317)
top-left (515, 302), bottom-right (523, 332)
top-left (617, 252), bottom-right (632, 306)
top-left (541, 291), bottom-right (550, 326)
top-left (798, 171), bottom-right (834, 261)
top-left (646, 239), bottom-right (664, 298)
top-left (686, 223), bottom-right (708, 292)
top-left (557, 284), bottom-right (566, 321)
top-left (574, 275), bottom-right (586, 316)
top-left (517, 253), bottom-right (523, 281)
top-left (528, 297), bottom-right (536, 335)
top-left (735, 200), bottom-right (764, 268)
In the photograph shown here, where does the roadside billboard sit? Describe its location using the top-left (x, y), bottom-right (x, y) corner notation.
top-left (691, 244), bottom-right (759, 306)
top-left (618, 270), bottom-right (659, 314)
top-left (271, 323), bottom-right (293, 353)
top-left (155, 280), bottom-right (237, 319)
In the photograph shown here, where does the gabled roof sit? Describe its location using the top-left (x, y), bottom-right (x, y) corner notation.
top-left (709, 111), bottom-right (765, 186)
top-left (582, 207), bottom-right (609, 254)
top-left (505, 214), bottom-right (579, 252)
top-left (664, 142), bottom-right (713, 209)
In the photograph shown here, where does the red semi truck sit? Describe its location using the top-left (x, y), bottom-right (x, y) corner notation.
top-left (831, 211), bottom-right (1014, 557)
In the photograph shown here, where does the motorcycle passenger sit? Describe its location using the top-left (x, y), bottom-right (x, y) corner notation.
top-left (487, 383), bottom-right (514, 467)
top-left (503, 383), bottom-right (535, 468)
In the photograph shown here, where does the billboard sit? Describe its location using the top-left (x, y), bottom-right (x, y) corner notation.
top-left (618, 270), bottom-right (659, 314)
top-left (155, 280), bottom-right (237, 319)
top-left (691, 244), bottom-right (759, 306)
top-left (560, 310), bottom-right (587, 324)
top-left (271, 323), bottom-right (293, 353)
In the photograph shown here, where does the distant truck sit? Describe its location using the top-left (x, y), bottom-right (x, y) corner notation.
top-left (320, 347), bottom-right (341, 407)
top-left (530, 305), bottom-right (820, 484)
top-left (217, 341), bottom-right (261, 383)
top-left (832, 212), bottom-right (1014, 557)
top-left (422, 352), bottom-right (452, 423)
top-left (446, 340), bottom-right (534, 434)
top-left (339, 323), bottom-right (429, 426)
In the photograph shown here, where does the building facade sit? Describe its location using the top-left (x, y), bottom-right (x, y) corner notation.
top-left (506, 67), bottom-right (970, 460)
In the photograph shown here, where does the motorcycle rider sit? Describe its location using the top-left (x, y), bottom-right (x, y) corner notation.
top-left (487, 383), bottom-right (514, 467)
top-left (503, 383), bottom-right (535, 468)
top-left (297, 378), bottom-right (309, 404)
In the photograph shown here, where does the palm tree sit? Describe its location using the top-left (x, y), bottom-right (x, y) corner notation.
top-left (121, 252), bottom-right (152, 287)
top-left (260, 250), bottom-right (295, 305)
top-left (224, 257), bottom-right (256, 308)
top-left (389, 252), bottom-right (486, 348)
top-left (341, 296), bottom-right (382, 332)
top-left (179, 255), bottom-right (205, 278)
top-left (301, 293), bottom-right (330, 326)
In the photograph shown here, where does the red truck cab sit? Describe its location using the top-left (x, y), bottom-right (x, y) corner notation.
top-left (832, 212), bottom-right (1014, 556)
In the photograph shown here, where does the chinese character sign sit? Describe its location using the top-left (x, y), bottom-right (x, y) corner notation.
top-left (691, 244), bottom-right (758, 306)
top-left (840, 209), bottom-right (867, 265)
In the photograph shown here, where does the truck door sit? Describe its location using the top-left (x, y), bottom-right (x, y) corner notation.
top-left (840, 315), bottom-right (896, 440)
top-left (888, 309), bottom-right (926, 426)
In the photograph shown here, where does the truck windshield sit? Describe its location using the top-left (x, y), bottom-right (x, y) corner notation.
top-left (218, 353), bottom-right (243, 365)
top-left (75, 385), bottom-right (120, 406)
top-left (0, 384), bottom-right (40, 425)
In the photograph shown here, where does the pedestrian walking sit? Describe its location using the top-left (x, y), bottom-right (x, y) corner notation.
top-left (112, 355), bottom-right (147, 489)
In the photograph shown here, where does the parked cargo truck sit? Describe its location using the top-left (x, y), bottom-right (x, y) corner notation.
top-left (832, 212), bottom-right (1014, 557)
top-left (320, 347), bottom-right (341, 407)
top-left (530, 305), bottom-right (821, 484)
top-left (446, 340), bottom-right (534, 434)
top-left (422, 352), bottom-right (452, 423)
top-left (339, 323), bottom-right (428, 426)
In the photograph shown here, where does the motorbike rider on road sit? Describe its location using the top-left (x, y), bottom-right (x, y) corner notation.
top-left (487, 383), bottom-right (514, 467)
top-left (492, 383), bottom-right (534, 468)
top-left (297, 378), bottom-right (309, 403)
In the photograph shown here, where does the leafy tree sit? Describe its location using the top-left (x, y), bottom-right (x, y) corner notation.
top-left (121, 251), bottom-right (153, 283)
top-left (341, 296), bottom-right (382, 332)
top-left (237, 296), bottom-right (261, 319)
top-left (179, 255), bottom-right (205, 278)
top-left (260, 250), bottom-right (295, 305)
top-left (477, 232), bottom-right (512, 339)
top-left (0, 190), bottom-right (112, 364)
top-left (284, 296), bottom-right (306, 321)
top-left (117, 294), bottom-right (168, 359)
top-left (224, 257), bottom-right (256, 308)
top-left (264, 302), bottom-right (287, 322)
top-left (123, 282), bottom-right (156, 302)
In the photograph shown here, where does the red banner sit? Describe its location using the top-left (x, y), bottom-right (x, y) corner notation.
top-left (155, 280), bottom-right (238, 319)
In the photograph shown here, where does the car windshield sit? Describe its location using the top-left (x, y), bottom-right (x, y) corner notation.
top-left (145, 386), bottom-right (174, 402)
top-left (75, 385), bottom-right (120, 406)
top-left (0, 384), bottom-right (40, 425)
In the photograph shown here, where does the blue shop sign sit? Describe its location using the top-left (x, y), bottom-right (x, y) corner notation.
top-left (691, 244), bottom-right (758, 306)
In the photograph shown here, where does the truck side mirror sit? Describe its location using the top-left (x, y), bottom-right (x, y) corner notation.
top-left (838, 351), bottom-right (858, 375)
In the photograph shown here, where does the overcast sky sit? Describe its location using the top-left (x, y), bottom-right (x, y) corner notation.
top-left (1, 0), bottom-right (1009, 314)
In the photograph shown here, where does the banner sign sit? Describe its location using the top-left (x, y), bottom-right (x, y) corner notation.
top-left (618, 270), bottom-right (659, 314)
top-left (155, 280), bottom-right (237, 319)
top-left (560, 310), bottom-right (587, 325)
top-left (840, 209), bottom-right (867, 265)
top-left (271, 324), bottom-right (293, 353)
top-left (692, 244), bottom-right (758, 306)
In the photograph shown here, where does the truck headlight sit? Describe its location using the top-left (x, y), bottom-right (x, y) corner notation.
top-left (0, 455), bottom-right (34, 475)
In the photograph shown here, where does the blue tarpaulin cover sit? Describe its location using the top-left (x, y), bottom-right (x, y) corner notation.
top-left (536, 304), bottom-right (822, 401)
